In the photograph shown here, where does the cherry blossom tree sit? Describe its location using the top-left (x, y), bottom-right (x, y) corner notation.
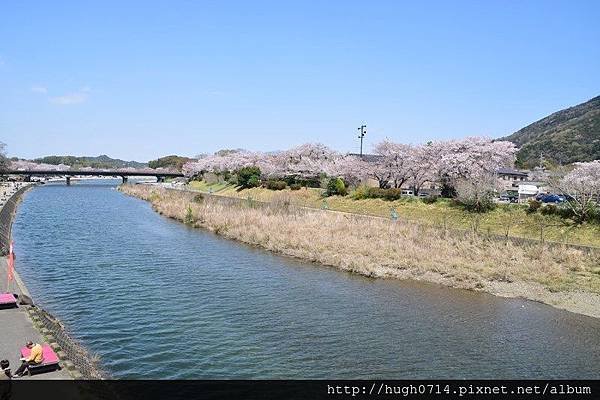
top-left (455, 170), bottom-right (503, 212)
top-left (436, 137), bottom-right (517, 182)
top-left (325, 154), bottom-right (370, 187)
top-left (370, 140), bottom-right (415, 189)
top-left (425, 137), bottom-right (516, 198)
top-left (554, 160), bottom-right (600, 222)
top-left (183, 151), bottom-right (263, 178)
top-left (181, 137), bottom-right (518, 199)
top-left (10, 160), bottom-right (71, 171)
top-left (267, 143), bottom-right (338, 180)
top-left (0, 142), bottom-right (8, 171)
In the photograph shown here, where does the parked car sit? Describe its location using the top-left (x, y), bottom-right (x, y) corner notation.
top-left (537, 194), bottom-right (564, 203)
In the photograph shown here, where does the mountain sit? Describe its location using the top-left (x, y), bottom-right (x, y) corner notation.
top-left (32, 155), bottom-right (147, 169)
top-left (501, 95), bottom-right (600, 168)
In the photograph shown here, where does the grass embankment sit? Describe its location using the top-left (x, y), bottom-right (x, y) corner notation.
top-left (188, 182), bottom-right (600, 248)
top-left (121, 184), bottom-right (600, 318)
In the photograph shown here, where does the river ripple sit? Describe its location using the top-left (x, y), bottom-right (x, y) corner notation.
top-left (11, 180), bottom-right (600, 378)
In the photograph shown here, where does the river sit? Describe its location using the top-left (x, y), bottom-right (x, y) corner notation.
top-left (11, 180), bottom-right (600, 379)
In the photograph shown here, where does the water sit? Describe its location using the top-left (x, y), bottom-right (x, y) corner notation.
top-left (11, 180), bottom-right (600, 379)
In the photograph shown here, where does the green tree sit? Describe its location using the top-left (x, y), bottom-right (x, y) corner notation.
top-left (148, 155), bottom-right (192, 171)
top-left (326, 177), bottom-right (347, 196)
top-left (236, 166), bottom-right (261, 188)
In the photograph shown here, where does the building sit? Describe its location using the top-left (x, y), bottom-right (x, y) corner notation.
top-left (496, 168), bottom-right (528, 191)
top-left (518, 184), bottom-right (539, 202)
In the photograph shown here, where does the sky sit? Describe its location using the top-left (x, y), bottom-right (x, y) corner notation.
top-left (1, 1), bottom-right (599, 162)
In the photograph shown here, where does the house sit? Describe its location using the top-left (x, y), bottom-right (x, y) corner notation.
top-left (496, 168), bottom-right (528, 190)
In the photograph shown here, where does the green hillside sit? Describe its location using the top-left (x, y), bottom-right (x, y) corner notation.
top-left (148, 155), bottom-right (192, 171)
top-left (33, 154), bottom-right (147, 169)
top-left (502, 95), bottom-right (600, 168)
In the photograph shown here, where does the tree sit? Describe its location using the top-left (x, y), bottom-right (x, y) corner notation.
top-left (237, 166), bottom-right (262, 188)
top-left (407, 144), bottom-right (437, 195)
top-left (324, 155), bottom-right (369, 187)
top-left (182, 151), bottom-right (262, 178)
top-left (148, 155), bottom-right (192, 171)
top-left (273, 143), bottom-right (338, 179)
top-left (0, 142), bottom-right (8, 172)
top-left (455, 171), bottom-right (501, 213)
top-left (554, 160), bottom-right (600, 222)
top-left (436, 137), bottom-right (517, 182)
top-left (373, 140), bottom-right (414, 188)
top-left (326, 177), bottom-right (347, 196)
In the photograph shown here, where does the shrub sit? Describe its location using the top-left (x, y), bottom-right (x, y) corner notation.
top-left (193, 193), bottom-right (204, 203)
top-left (421, 195), bottom-right (439, 204)
top-left (247, 175), bottom-right (260, 188)
top-left (527, 200), bottom-right (542, 214)
top-left (290, 183), bottom-right (302, 191)
top-left (226, 174), bottom-right (238, 186)
top-left (540, 204), bottom-right (558, 216)
top-left (326, 177), bottom-right (347, 196)
top-left (460, 197), bottom-right (496, 213)
top-left (351, 185), bottom-right (370, 200)
top-left (236, 166), bottom-right (261, 188)
top-left (585, 205), bottom-right (600, 224)
top-left (184, 205), bottom-right (194, 224)
top-left (557, 206), bottom-right (576, 220)
top-left (266, 180), bottom-right (287, 190)
top-left (368, 187), bottom-right (403, 200)
top-left (440, 182), bottom-right (456, 198)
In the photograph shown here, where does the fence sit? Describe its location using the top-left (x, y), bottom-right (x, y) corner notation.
top-left (0, 182), bottom-right (107, 379)
top-left (162, 184), bottom-right (600, 254)
top-left (27, 306), bottom-right (106, 379)
top-left (0, 184), bottom-right (32, 255)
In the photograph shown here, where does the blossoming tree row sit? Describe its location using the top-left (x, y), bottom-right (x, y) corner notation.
top-left (183, 137), bottom-right (518, 195)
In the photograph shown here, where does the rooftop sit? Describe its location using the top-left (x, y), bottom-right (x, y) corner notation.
top-left (496, 167), bottom-right (528, 177)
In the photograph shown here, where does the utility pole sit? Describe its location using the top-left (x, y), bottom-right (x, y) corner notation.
top-left (357, 124), bottom-right (367, 157)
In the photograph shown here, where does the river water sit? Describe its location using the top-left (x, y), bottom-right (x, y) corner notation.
top-left (11, 180), bottom-right (600, 379)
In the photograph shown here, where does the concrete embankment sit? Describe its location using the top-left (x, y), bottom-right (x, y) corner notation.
top-left (0, 183), bottom-right (103, 379)
top-left (120, 184), bottom-right (600, 320)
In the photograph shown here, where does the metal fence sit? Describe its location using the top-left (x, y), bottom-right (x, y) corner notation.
top-left (27, 306), bottom-right (107, 379)
top-left (1, 183), bottom-right (107, 380)
top-left (0, 184), bottom-right (32, 255)
top-left (163, 185), bottom-right (600, 254)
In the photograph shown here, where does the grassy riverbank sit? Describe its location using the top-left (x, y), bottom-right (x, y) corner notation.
top-left (188, 181), bottom-right (600, 248)
top-left (121, 184), bottom-right (600, 318)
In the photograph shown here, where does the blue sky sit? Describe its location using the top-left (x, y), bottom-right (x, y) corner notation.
top-left (1, 1), bottom-right (598, 162)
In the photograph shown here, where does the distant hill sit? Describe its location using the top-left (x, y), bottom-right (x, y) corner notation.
top-left (501, 96), bottom-right (600, 168)
top-left (33, 155), bottom-right (147, 169)
top-left (148, 155), bottom-right (192, 171)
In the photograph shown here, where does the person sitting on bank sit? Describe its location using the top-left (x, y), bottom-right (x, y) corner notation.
top-left (13, 341), bottom-right (43, 377)
top-left (0, 359), bottom-right (11, 380)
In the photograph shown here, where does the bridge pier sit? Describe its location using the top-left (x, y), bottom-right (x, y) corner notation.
top-left (66, 176), bottom-right (71, 186)
top-left (121, 176), bottom-right (128, 184)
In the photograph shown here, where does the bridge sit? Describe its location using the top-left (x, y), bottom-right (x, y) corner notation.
top-left (3, 170), bottom-right (184, 185)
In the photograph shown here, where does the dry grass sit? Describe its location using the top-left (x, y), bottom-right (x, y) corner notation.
top-left (122, 184), bottom-right (600, 300)
top-left (198, 184), bottom-right (600, 248)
